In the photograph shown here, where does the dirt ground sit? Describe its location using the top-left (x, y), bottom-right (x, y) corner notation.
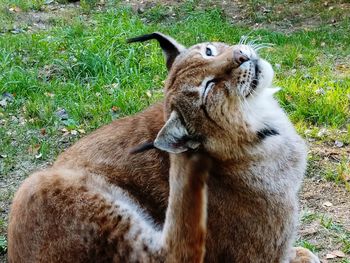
top-left (125, 0), bottom-right (350, 33)
top-left (4, 0), bottom-right (350, 34)
top-left (299, 144), bottom-right (350, 262)
top-left (299, 178), bottom-right (350, 263)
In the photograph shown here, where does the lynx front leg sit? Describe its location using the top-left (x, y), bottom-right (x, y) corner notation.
top-left (290, 247), bottom-right (320, 263)
top-left (150, 110), bottom-right (211, 262)
top-left (162, 153), bottom-right (211, 263)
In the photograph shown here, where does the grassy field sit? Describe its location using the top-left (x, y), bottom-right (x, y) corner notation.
top-left (0, 0), bottom-right (349, 261)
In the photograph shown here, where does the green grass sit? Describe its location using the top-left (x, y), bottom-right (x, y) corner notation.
top-left (0, 3), bottom-right (349, 129)
top-left (0, 4), bottom-right (348, 160)
top-left (308, 151), bottom-right (350, 188)
top-left (296, 239), bottom-right (320, 253)
top-left (0, 235), bottom-right (7, 254)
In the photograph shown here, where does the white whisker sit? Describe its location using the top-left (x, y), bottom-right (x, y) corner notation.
top-left (248, 42), bottom-right (274, 52)
top-left (239, 35), bottom-right (248, 45)
top-left (248, 39), bottom-right (259, 46)
top-left (239, 31), bottom-right (256, 45)
top-left (254, 43), bottom-right (274, 48)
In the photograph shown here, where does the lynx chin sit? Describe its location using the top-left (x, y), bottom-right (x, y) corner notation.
top-left (8, 32), bottom-right (320, 263)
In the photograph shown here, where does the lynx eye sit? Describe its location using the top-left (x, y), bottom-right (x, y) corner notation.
top-left (204, 44), bottom-right (217, 58)
top-left (206, 47), bottom-right (213, 56)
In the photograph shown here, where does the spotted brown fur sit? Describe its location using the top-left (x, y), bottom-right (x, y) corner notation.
top-left (8, 33), bottom-right (320, 263)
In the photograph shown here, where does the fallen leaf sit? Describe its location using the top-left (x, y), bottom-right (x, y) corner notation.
top-left (0, 99), bottom-right (7, 108)
top-left (304, 129), bottom-right (312, 135)
top-left (28, 144), bottom-right (41, 155)
top-left (56, 108), bottom-right (69, 120)
top-left (317, 128), bottom-right (328, 137)
top-left (303, 73), bottom-right (312, 79)
top-left (78, 129), bottom-right (86, 134)
top-left (334, 140), bottom-right (344, 148)
top-left (330, 250), bottom-right (345, 258)
top-left (326, 254), bottom-right (337, 259)
top-left (9, 6), bottom-right (22, 12)
top-left (19, 116), bottom-right (26, 125)
top-left (44, 92), bottom-right (55, 97)
top-left (322, 201), bottom-right (333, 207)
top-left (146, 90), bottom-right (152, 98)
top-left (111, 106), bottom-right (120, 112)
top-left (2, 92), bottom-right (14, 102)
top-left (299, 226), bottom-right (318, 236)
top-left (70, 130), bottom-right (78, 135)
top-left (111, 83), bottom-right (119, 89)
top-left (40, 128), bottom-right (46, 135)
top-left (335, 63), bottom-right (350, 75)
top-left (0, 154), bottom-right (7, 158)
top-left (342, 173), bottom-right (350, 182)
top-left (315, 88), bottom-right (325, 95)
top-left (285, 94), bottom-right (293, 102)
top-left (35, 153), bottom-right (42, 159)
top-left (11, 28), bottom-right (24, 34)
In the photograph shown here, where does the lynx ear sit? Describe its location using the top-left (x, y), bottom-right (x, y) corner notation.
top-left (127, 32), bottom-right (186, 70)
top-left (154, 111), bottom-right (200, 153)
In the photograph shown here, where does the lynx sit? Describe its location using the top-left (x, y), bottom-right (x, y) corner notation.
top-left (8, 32), bottom-right (320, 263)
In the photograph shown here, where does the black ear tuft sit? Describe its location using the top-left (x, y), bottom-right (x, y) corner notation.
top-left (127, 32), bottom-right (186, 70)
top-left (129, 142), bottom-right (155, 154)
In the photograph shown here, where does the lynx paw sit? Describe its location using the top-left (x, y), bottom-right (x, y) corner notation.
top-left (290, 247), bottom-right (320, 263)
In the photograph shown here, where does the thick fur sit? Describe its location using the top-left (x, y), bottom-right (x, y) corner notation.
top-left (8, 33), bottom-right (320, 263)
top-left (9, 152), bottom-right (211, 263)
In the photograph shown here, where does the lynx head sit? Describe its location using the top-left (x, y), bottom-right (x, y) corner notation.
top-left (128, 33), bottom-right (279, 159)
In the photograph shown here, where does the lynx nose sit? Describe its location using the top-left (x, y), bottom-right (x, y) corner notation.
top-left (233, 45), bottom-right (256, 66)
top-left (210, 45), bottom-right (256, 73)
top-left (233, 49), bottom-right (249, 65)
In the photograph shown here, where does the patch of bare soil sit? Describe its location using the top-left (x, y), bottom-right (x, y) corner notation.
top-left (6, 0), bottom-right (350, 34)
top-left (125, 0), bottom-right (350, 33)
top-left (298, 143), bottom-right (350, 262)
top-left (217, 1), bottom-right (350, 33)
top-left (3, 2), bottom-right (81, 33)
top-left (300, 178), bottom-right (350, 261)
